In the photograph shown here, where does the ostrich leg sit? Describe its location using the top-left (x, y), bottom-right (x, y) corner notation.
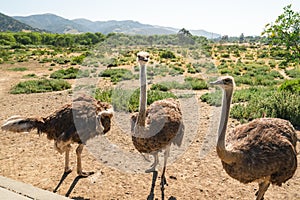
top-left (160, 145), bottom-right (170, 190)
top-left (145, 152), bottom-right (159, 173)
top-left (255, 178), bottom-right (270, 200)
top-left (76, 144), bottom-right (93, 177)
top-left (64, 145), bottom-right (72, 174)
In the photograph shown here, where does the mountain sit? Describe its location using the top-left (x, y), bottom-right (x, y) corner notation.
top-left (72, 18), bottom-right (177, 35)
top-left (14, 13), bottom-right (91, 33)
top-left (0, 12), bottom-right (41, 32)
top-left (11, 13), bottom-right (221, 38)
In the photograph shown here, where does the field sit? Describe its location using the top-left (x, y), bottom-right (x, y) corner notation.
top-left (0, 37), bottom-right (300, 200)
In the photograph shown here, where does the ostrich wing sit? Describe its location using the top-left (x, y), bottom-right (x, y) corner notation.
top-left (1, 116), bottom-right (43, 133)
top-left (132, 98), bottom-right (184, 153)
top-left (224, 118), bottom-right (297, 185)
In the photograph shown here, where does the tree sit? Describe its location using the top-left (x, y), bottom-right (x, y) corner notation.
top-left (262, 4), bottom-right (300, 61)
top-left (239, 33), bottom-right (245, 43)
top-left (178, 28), bottom-right (192, 37)
top-left (177, 28), bottom-right (194, 45)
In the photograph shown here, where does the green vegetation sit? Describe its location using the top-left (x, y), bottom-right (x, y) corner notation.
top-left (10, 79), bottom-right (71, 94)
top-left (263, 4), bottom-right (300, 62)
top-left (279, 79), bottom-right (300, 94)
top-left (50, 67), bottom-right (90, 79)
top-left (9, 67), bottom-right (28, 71)
top-left (99, 68), bottom-right (134, 84)
top-left (231, 91), bottom-right (300, 127)
top-left (202, 80), bottom-right (300, 127)
top-left (95, 88), bottom-right (176, 112)
top-left (150, 77), bottom-right (208, 91)
top-left (159, 50), bottom-right (176, 59)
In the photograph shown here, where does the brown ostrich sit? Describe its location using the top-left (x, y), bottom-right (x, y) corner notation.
top-left (210, 76), bottom-right (297, 200)
top-left (130, 51), bottom-right (184, 191)
top-left (1, 95), bottom-right (113, 177)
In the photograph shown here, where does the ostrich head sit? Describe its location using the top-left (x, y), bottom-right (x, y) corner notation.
top-left (210, 75), bottom-right (235, 91)
top-left (137, 51), bottom-right (150, 66)
top-left (96, 107), bottom-right (114, 134)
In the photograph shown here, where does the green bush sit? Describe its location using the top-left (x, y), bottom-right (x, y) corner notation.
top-left (200, 89), bottom-right (222, 106)
top-left (151, 83), bottom-right (169, 91)
top-left (10, 79), bottom-right (71, 94)
top-left (99, 68), bottom-right (134, 83)
top-left (202, 86), bottom-right (300, 127)
top-left (9, 67), bottom-right (28, 71)
top-left (230, 91), bottom-right (300, 127)
top-left (278, 79), bottom-right (300, 94)
top-left (71, 54), bottom-right (86, 65)
top-left (50, 67), bottom-right (89, 79)
top-left (285, 68), bottom-right (300, 78)
top-left (159, 50), bottom-right (176, 59)
top-left (22, 73), bottom-right (38, 78)
top-left (184, 77), bottom-right (208, 90)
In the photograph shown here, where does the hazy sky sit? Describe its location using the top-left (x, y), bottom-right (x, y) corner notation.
top-left (1, 0), bottom-right (300, 36)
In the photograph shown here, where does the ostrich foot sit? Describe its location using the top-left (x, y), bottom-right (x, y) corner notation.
top-left (160, 175), bottom-right (168, 190)
top-left (145, 158), bottom-right (158, 173)
top-left (64, 168), bottom-right (72, 174)
top-left (145, 167), bottom-right (157, 173)
top-left (78, 171), bottom-right (94, 177)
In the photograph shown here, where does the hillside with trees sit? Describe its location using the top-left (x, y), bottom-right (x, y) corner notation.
top-left (0, 12), bottom-right (42, 32)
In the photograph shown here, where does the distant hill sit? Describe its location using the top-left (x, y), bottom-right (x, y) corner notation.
top-left (72, 18), bottom-right (177, 35)
top-left (14, 13), bottom-right (91, 33)
top-left (0, 12), bottom-right (41, 32)
top-left (11, 13), bottom-right (221, 38)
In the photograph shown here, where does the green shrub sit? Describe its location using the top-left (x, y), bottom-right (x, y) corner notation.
top-left (99, 68), bottom-right (134, 83)
top-left (200, 89), bottom-right (222, 106)
top-left (9, 67), bottom-right (28, 71)
top-left (184, 77), bottom-right (208, 90)
top-left (151, 83), bottom-right (169, 91)
top-left (10, 79), bottom-right (71, 94)
top-left (94, 88), bottom-right (112, 103)
top-left (278, 79), bottom-right (300, 94)
top-left (22, 73), bottom-right (38, 78)
top-left (285, 68), bottom-right (300, 78)
top-left (159, 50), bottom-right (176, 59)
top-left (230, 91), bottom-right (300, 127)
top-left (50, 67), bottom-right (79, 79)
top-left (50, 67), bottom-right (90, 79)
top-left (71, 54), bottom-right (86, 65)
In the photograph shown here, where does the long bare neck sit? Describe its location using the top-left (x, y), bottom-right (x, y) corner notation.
top-left (216, 87), bottom-right (237, 164)
top-left (137, 64), bottom-right (147, 126)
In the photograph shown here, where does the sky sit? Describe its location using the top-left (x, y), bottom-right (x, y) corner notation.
top-left (1, 0), bottom-right (300, 37)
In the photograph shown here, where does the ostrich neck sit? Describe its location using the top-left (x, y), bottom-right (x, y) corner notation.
top-left (137, 64), bottom-right (147, 127)
top-left (216, 87), bottom-right (237, 164)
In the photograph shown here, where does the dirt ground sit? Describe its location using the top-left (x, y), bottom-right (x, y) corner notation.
top-left (0, 61), bottom-right (299, 200)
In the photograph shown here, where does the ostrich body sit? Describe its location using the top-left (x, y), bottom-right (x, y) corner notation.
top-left (1, 95), bottom-right (113, 177)
top-left (211, 76), bottom-right (297, 200)
top-left (131, 51), bottom-right (184, 189)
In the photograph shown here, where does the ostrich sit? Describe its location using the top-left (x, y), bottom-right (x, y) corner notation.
top-left (130, 51), bottom-right (184, 190)
top-left (210, 76), bottom-right (297, 200)
top-left (1, 95), bottom-right (113, 177)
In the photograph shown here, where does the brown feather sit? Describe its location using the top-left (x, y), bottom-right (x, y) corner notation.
top-left (131, 98), bottom-right (184, 153)
top-left (223, 118), bottom-right (297, 186)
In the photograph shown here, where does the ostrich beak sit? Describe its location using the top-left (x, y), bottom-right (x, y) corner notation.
top-left (138, 56), bottom-right (148, 62)
top-left (209, 79), bottom-right (222, 86)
